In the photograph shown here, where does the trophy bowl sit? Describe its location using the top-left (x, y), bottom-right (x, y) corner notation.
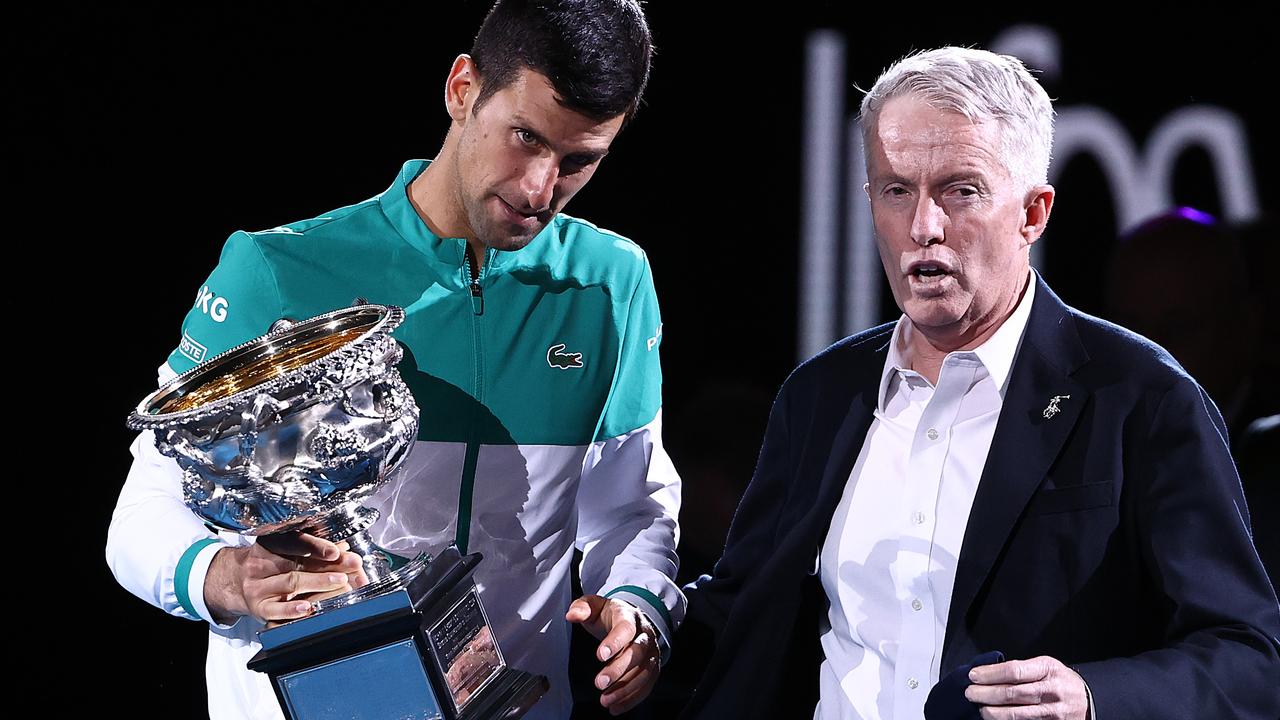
top-left (127, 303), bottom-right (549, 719)
top-left (128, 303), bottom-right (426, 606)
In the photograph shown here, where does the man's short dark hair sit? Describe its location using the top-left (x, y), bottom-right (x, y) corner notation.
top-left (470, 0), bottom-right (653, 124)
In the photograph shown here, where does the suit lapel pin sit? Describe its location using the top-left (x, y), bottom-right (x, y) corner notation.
top-left (1043, 394), bottom-right (1071, 419)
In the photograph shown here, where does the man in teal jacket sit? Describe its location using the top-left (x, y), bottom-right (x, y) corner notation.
top-left (107, 2), bottom-right (682, 718)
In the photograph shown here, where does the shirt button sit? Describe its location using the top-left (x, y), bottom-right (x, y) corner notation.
top-left (907, 678), bottom-right (920, 690)
top-left (911, 598), bottom-right (923, 611)
top-left (912, 512), bottom-right (926, 525)
top-left (926, 428), bottom-right (940, 441)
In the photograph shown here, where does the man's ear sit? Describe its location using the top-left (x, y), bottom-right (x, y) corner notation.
top-left (1021, 184), bottom-right (1055, 247)
top-left (445, 54), bottom-right (479, 124)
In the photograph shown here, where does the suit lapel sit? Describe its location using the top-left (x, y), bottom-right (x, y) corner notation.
top-left (805, 336), bottom-right (888, 555)
top-left (943, 276), bottom-right (1091, 663)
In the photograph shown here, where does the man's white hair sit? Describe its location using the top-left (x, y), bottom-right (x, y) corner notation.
top-left (859, 47), bottom-right (1055, 192)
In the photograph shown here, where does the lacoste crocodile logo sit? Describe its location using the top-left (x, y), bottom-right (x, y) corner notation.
top-left (547, 343), bottom-right (584, 370)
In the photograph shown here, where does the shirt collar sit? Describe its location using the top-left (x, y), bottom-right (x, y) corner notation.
top-left (378, 159), bottom-right (465, 274)
top-left (379, 159), bottom-right (562, 284)
top-left (877, 270), bottom-right (1037, 409)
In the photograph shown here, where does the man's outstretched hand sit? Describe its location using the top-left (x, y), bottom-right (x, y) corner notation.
top-left (566, 594), bottom-right (662, 715)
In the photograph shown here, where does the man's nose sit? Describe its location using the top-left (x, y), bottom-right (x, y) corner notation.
top-left (910, 194), bottom-right (946, 246)
top-left (520, 158), bottom-right (557, 212)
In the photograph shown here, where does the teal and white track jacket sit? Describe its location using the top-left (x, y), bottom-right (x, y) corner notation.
top-left (107, 160), bottom-right (684, 720)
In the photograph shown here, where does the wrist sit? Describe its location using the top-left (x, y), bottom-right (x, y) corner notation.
top-left (603, 587), bottom-right (673, 665)
top-left (203, 545), bottom-right (248, 624)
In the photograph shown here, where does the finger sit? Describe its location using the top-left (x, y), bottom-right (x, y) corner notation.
top-left (970, 658), bottom-right (1051, 685)
top-left (247, 545), bottom-right (304, 576)
top-left (599, 630), bottom-right (655, 688)
top-left (595, 641), bottom-right (650, 690)
top-left (597, 615), bottom-right (638, 662)
top-left (296, 550), bottom-right (364, 574)
top-left (298, 533), bottom-right (342, 560)
top-left (298, 584), bottom-right (358, 606)
top-left (978, 706), bottom-right (1050, 720)
top-left (258, 532), bottom-right (342, 561)
top-left (601, 663), bottom-right (645, 702)
top-left (566, 595), bottom-right (609, 638)
top-left (255, 598), bottom-right (316, 622)
top-left (601, 663), bottom-right (659, 715)
top-left (966, 679), bottom-right (1053, 706)
top-left (349, 560), bottom-right (370, 589)
top-left (566, 595), bottom-right (605, 624)
top-left (258, 570), bottom-right (351, 602)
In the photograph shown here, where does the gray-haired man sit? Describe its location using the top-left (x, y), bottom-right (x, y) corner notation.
top-left (669, 47), bottom-right (1280, 720)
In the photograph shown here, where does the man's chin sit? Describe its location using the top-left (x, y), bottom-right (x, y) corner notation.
top-left (482, 234), bottom-right (537, 252)
top-left (477, 222), bottom-right (548, 252)
top-left (903, 299), bottom-right (965, 332)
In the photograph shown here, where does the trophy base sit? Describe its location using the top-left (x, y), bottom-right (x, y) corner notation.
top-left (249, 547), bottom-right (547, 720)
top-left (458, 668), bottom-right (549, 720)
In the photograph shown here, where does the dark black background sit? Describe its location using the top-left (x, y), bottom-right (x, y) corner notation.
top-left (18, 2), bottom-right (1275, 715)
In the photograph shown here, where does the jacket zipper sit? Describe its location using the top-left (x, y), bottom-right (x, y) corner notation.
top-left (456, 244), bottom-right (490, 552)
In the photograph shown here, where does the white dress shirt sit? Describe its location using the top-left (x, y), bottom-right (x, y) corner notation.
top-left (815, 277), bottom-right (1036, 720)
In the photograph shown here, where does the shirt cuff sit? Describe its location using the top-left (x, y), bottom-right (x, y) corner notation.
top-left (176, 537), bottom-right (238, 628)
top-left (604, 585), bottom-right (674, 665)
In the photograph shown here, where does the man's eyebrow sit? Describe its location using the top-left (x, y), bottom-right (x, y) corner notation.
top-left (566, 148), bottom-right (608, 164)
top-left (930, 166), bottom-right (995, 185)
top-left (869, 172), bottom-right (911, 186)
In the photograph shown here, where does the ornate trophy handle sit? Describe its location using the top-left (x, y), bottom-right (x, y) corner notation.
top-left (238, 393), bottom-right (289, 463)
top-left (156, 427), bottom-right (215, 466)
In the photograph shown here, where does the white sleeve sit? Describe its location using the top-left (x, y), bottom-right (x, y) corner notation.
top-left (575, 409), bottom-right (685, 662)
top-left (104, 362), bottom-right (245, 627)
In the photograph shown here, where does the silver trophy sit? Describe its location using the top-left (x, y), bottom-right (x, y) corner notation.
top-left (128, 304), bottom-right (545, 720)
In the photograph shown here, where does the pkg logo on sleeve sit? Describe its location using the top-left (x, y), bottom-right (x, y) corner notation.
top-left (646, 323), bottom-right (663, 351)
top-left (194, 285), bottom-right (229, 323)
top-left (178, 331), bottom-right (209, 364)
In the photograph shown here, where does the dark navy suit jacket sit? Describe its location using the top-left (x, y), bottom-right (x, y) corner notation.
top-left (669, 275), bottom-right (1280, 719)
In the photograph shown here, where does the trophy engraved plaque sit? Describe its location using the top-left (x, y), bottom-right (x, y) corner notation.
top-left (128, 304), bottom-right (547, 719)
